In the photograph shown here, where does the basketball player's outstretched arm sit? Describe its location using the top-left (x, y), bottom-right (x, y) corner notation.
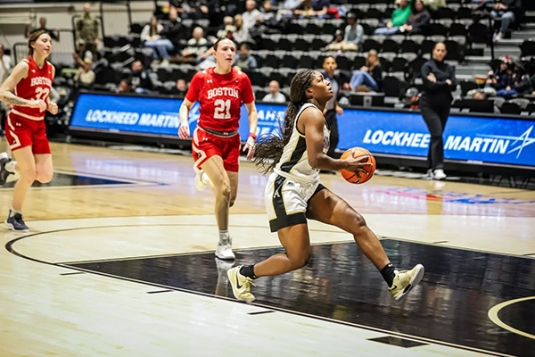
top-left (302, 107), bottom-right (370, 173)
top-left (0, 61), bottom-right (46, 111)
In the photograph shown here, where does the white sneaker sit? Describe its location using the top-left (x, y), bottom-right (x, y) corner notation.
top-left (389, 264), bottom-right (425, 301)
top-left (433, 169), bottom-right (447, 180)
top-left (215, 235), bottom-right (235, 260)
top-left (424, 169), bottom-right (434, 180)
top-left (194, 169), bottom-right (207, 191)
top-left (227, 265), bottom-right (256, 302)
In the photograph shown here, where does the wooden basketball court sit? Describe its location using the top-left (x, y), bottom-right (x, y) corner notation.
top-left (1, 141), bottom-right (534, 356)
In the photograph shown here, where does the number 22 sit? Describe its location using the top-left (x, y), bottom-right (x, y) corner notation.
top-left (214, 99), bottom-right (231, 119)
top-left (35, 87), bottom-right (50, 101)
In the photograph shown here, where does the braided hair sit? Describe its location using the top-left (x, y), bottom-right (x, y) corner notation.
top-left (254, 69), bottom-right (316, 174)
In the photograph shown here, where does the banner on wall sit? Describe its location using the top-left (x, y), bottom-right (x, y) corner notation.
top-left (70, 93), bottom-right (535, 168)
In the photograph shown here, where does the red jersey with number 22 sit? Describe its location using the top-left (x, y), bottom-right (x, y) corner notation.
top-left (12, 56), bottom-right (53, 120)
top-left (185, 67), bottom-right (254, 133)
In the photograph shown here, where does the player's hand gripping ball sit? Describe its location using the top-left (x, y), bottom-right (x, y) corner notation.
top-left (340, 147), bottom-right (376, 184)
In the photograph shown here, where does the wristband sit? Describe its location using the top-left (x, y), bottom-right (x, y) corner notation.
top-left (248, 132), bottom-right (257, 140)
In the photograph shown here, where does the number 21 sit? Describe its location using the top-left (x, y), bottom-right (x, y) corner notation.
top-left (214, 99), bottom-right (231, 119)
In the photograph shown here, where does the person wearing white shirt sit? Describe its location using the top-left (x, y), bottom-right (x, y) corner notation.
top-left (242, 0), bottom-right (261, 30)
top-left (262, 80), bottom-right (286, 103)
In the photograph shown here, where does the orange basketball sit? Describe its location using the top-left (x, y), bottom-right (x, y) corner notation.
top-left (339, 147), bottom-right (376, 184)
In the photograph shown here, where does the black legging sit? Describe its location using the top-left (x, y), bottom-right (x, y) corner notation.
top-left (420, 96), bottom-right (450, 170)
top-left (325, 109), bottom-right (339, 158)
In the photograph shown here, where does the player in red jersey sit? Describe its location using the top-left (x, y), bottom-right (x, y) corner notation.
top-left (0, 30), bottom-right (58, 232)
top-left (178, 38), bottom-right (258, 260)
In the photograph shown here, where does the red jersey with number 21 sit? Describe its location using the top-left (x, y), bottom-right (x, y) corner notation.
top-left (13, 56), bottom-right (53, 120)
top-left (185, 67), bottom-right (254, 133)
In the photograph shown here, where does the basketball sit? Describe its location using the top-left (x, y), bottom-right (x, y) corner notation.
top-left (339, 147), bottom-right (376, 184)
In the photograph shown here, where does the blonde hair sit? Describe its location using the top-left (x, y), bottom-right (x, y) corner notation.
top-left (366, 49), bottom-right (379, 69)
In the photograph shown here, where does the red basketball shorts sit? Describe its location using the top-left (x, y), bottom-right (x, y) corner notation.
top-left (5, 112), bottom-right (51, 154)
top-left (192, 128), bottom-right (241, 172)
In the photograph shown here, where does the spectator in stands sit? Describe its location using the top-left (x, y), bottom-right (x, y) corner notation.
top-left (233, 15), bottom-right (249, 44)
top-left (25, 17), bottom-right (59, 42)
top-left (262, 80), bottom-right (286, 102)
top-left (72, 40), bottom-right (93, 68)
top-left (374, 0), bottom-right (414, 35)
top-left (486, 56), bottom-right (511, 94)
top-left (243, 0), bottom-right (262, 30)
top-left (76, 3), bottom-right (100, 59)
top-left (471, 90), bottom-right (501, 113)
top-left (173, 79), bottom-right (188, 97)
top-left (145, 7), bottom-right (182, 66)
top-left (74, 59), bottom-right (95, 89)
top-left (217, 17), bottom-right (235, 38)
top-left (117, 79), bottom-right (134, 94)
top-left (260, 0), bottom-right (277, 21)
top-left (423, 0), bottom-right (445, 10)
top-left (491, 0), bottom-right (522, 41)
top-left (233, 43), bottom-right (257, 70)
top-left (167, 0), bottom-right (186, 17)
top-left (293, 0), bottom-right (330, 18)
top-left (284, 0), bottom-right (302, 11)
top-left (326, 30), bottom-right (345, 51)
top-left (0, 43), bottom-right (11, 83)
top-left (223, 25), bottom-right (237, 40)
top-left (420, 42), bottom-right (457, 180)
top-left (179, 27), bottom-right (209, 62)
top-left (141, 17), bottom-right (164, 44)
top-left (130, 60), bottom-right (153, 94)
top-left (344, 50), bottom-right (383, 92)
top-left (404, 87), bottom-right (420, 110)
top-left (400, 0), bottom-right (431, 35)
top-left (496, 60), bottom-right (531, 97)
top-left (182, 0), bottom-right (210, 20)
top-left (327, 12), bottom-right (363, 51)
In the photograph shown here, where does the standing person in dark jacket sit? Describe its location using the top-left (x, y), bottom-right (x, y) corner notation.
top-left (420, 42), bottom-right (457, 180)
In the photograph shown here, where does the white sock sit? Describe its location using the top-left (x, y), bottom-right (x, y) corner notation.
top-left (219, 230), bottom-right (229, 241)
top-left (10, 208), bottom-right (21, 217)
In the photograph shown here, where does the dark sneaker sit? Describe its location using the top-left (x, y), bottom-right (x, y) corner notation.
top-left (5, 211), bottom-right (29, 232)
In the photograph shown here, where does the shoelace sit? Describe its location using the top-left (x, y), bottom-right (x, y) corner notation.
top-left (14, 214), bottom-right (25, 226)
top-left (244, 277), bottom-right (256, 289)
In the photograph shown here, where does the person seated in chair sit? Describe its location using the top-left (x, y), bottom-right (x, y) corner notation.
top-left (374, 0), bottom-right (414, 35)
top-left (400, 0), bottom-right (431, 35)
top-left (491, 0), bottom-right (522, 41)
top-left (343, 50), bottom-right (383, 92)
